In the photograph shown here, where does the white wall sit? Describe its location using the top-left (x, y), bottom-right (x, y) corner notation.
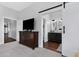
top-left (35, 15), bottom-right (44, 47)
top-left (16, 19), bottom-right (23, 41)
top-left (0, 5), bottom-right (19, 44)
top-left (49, 10), bottom-right (62, 20)
top-left (0, 17), bottom-right (4, 44)
top-left (9, 20), bottom-right (16, 39)
top-left (42, 14), bottom-right (50, 42)
top-left (62, 3), bottom-right (79, 56)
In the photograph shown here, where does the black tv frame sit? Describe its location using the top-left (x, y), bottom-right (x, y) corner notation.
top-left (23, 18), bottom-right (34, 30)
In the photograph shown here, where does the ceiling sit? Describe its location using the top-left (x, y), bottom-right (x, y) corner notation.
top-left (0, 2), bottom-right (33, 11)
top-left (0, 2), bottom-right (62, 12)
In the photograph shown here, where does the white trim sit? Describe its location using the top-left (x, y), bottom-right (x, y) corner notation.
top-left (3, 16), bottom-right (17, 42)
top-left (3, 16), bottom-right (17, 20)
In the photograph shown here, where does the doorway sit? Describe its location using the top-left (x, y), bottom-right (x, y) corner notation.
top-left (42, 10), bottom-right (62, 53)
top-left (4, 18), bottom-right (16, 43)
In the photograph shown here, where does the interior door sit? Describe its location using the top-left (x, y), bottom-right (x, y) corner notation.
top-left (62, 2), bottom-right (79, 56)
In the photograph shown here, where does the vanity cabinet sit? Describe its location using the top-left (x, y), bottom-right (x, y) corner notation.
top-left (48, 33), bottom-right (62, 43)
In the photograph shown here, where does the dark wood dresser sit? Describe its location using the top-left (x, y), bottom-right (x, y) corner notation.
top-left (19, 31), bottom-right (38, 49)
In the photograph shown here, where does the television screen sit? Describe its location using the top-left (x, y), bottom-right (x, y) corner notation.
top-left (23, 18), bottom-right (34, 30)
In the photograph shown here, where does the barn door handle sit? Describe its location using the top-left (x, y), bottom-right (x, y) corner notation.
top-left (63, 26), bottom-right (65, 34)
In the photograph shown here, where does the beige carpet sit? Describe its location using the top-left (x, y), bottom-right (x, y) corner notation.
top-left (0, 41), bottom-right (61, 57)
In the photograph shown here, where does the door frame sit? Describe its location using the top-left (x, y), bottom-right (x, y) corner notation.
top-left (3, 16), bottom-right (17, 43)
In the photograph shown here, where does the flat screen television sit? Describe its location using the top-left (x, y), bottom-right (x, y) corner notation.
top-left (23, 18), bottom-right (34, 30)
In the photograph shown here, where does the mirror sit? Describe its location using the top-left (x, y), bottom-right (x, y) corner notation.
top-left (50, 18), bottom-right (62, 33)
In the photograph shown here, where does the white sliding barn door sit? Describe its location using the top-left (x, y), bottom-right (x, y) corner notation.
top-left (62, 3), bottom-right (79, 56)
